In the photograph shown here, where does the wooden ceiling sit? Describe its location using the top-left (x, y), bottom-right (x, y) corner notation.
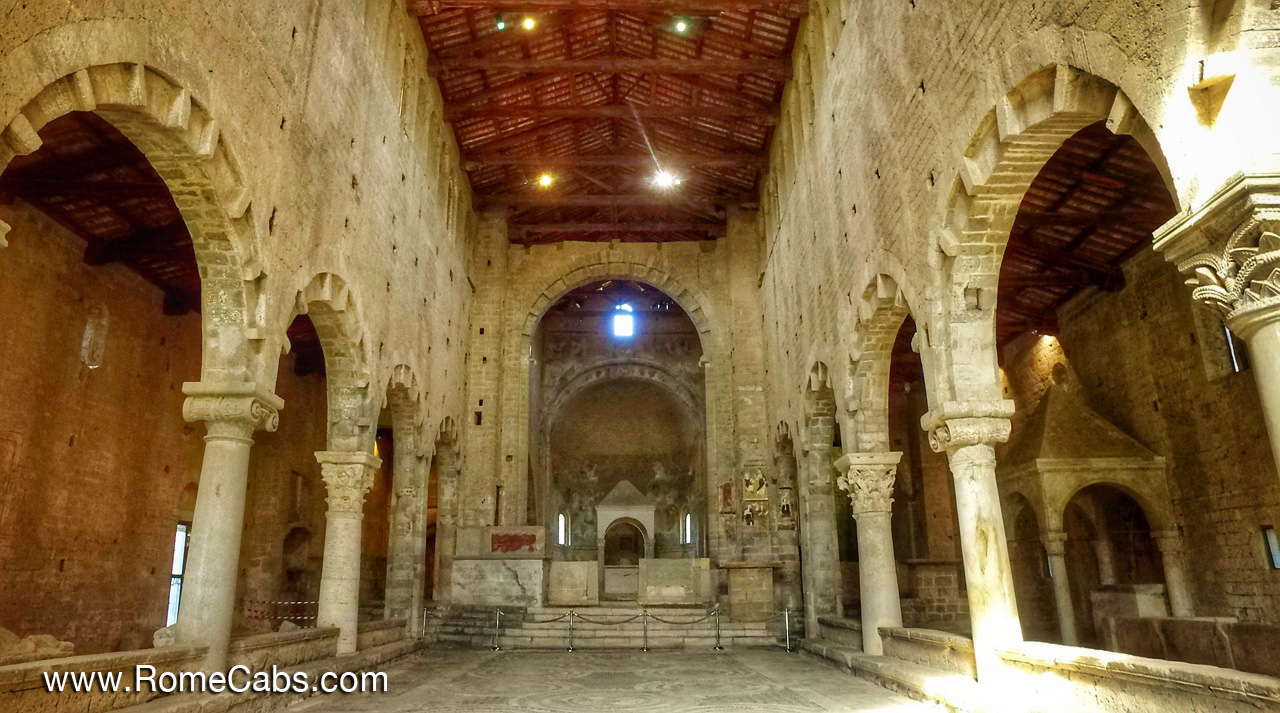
top-left (995, 122), bottom-right (1177, 346)
top-left (0, 112), bottom-right (200, 315)
top-left (890, 121), bottom-right (1178, 379)
top-left (409, 0), bottom-right (806, 244)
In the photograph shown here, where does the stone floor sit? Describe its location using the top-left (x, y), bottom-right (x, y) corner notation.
top-left (288, 648), bottom-right (937, 712)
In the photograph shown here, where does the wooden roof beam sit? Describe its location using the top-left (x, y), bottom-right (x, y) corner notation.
top-left (481, 192), bottom-right (748, 208)
top-left (1015, 209), bottom-right (1173, 226)
top-left (82, 225), bottom-right (192, 266)
top-left (513, 221), bottom-right (725, 234)
top-left (409, 0), bottom-right (808, 15)
top-left (465, 153), bottom-right (766, 170)
top-left (429, 56), bottom-right (791, 79)
top-left (447, 103), bottom-right (779, 123)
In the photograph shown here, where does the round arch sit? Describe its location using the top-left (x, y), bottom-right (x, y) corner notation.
top-left (846, 273), bottom-right (918, 453)
top-left (0, 63), bottom-right (263, 380)
top-left (518, 261), bottom-right (715, 339)
top-left (494, 261), bottom-right (729, 561)
top-left (933, 64), bottom-right (1181, 405)
top-left (1057, 479), bottom-right (1174, 532)
top-left (286, 271), bottom-right (375, 452)
top-left (543, 361), bottom-right (704, 426)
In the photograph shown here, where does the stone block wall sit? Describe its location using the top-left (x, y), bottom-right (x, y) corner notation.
top-left (0, 202), bottom-right (401, 651)
top-left (1054, 249), bottom-right (1280, 622)
top-left (0, 202), bottom-right (204, 653)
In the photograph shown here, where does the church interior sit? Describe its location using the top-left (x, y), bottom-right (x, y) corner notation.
top-left (1, 1), bottom-right (1279, 712)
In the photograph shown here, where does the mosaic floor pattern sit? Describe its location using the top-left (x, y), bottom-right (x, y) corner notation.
top-left (290, 648), bottom-right (937, 712)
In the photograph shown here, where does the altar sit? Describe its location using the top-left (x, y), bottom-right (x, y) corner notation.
top-left (547, 480), bottom-right (712, 606)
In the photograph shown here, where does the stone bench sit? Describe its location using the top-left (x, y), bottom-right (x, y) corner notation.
top-left (879, 626), bottom-right (976, 679)
top-left (1001, 641), bottom-right (1280, 713)
top-left (1104, 616), bottom-right (1280, 678)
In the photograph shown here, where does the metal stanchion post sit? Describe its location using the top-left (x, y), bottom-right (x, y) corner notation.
top-left (642, 611), bottom-right (649, 652)
top-left (568, 611), bottom-right (576, 652)
top-left (714, 605), bottom-right (724, 651)
top-left (784, 609), bottom-right (792, 652)
top-left (492, 608), bottom-right (502, 651)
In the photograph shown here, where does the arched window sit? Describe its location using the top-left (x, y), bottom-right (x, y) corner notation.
top-left (557, 512), bottom-right (570, 545)
top-left (611, 303), bottom-right (635, 338)
top-left (682, 512), bottom-right (693, 545)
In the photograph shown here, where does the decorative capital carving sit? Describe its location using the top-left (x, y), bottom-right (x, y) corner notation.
top-left (316, 451), bottom-right (381, 515)
top-left (181, 381), bottom-right (283, 439)
top-left (1180, 214), bottom-right (1280, 337)
top-left (1155, 174), bottom-right (1280, 337)
top-left (921, 401), bottom-right (1014, 454)
top-left (1043, 531), bottom-right (1069, 556)
top-left (833, 452), bottom-right (902, 515)
top-left (1151, 529), bottom-right (1184, 554)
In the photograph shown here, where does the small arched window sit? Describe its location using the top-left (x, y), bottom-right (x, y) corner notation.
top-left (611, 303), bottom-right (635, 338)
top-left (557, 512), bottom-right (570, 546)
top-left (80, 305), bottom-right (109, 369)
top-left (682, 512), bottom-right (694, 545)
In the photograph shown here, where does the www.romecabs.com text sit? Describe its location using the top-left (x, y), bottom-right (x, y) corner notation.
top-left (43, 665), bottom-right (388, 695)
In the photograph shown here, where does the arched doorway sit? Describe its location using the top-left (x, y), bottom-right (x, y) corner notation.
top-left (604, 521), bottom-right (646, 566)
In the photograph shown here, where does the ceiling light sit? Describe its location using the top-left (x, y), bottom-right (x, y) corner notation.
top-left (495, 14), bottom-right (506, 31)
top-left (651, 170), bottom-right (681, 189)
top-left (674, 18), bottom-right (689, 33)
top-left (537, 172), bottom-right (555, 188)
top-left (522, 15), bottom-right (537, 30)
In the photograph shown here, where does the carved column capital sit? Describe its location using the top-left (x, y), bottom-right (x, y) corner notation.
top-left (316, 451), bottom-right (381, 516)
top-left (1042, 531), bottom-right (1069, 556)
top-left (1151, 529), bottom-right (1185, 554)
top-left (921, 401), bottom-right (1015, 454)
top-left (181, 382), bottom-right (284, 441)
top-left (1155, 174), bottom-right (1280, 338)
top-left (834, 452), bottom-right (902, 515)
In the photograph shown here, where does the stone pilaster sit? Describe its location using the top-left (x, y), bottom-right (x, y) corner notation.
top-left (924, 400), bottom-right (1022, 678)
top-left (434, 456), bottom-right (462, 603)
top-left (1042, 531), bottom-right (1077, 646)
top-left (1155, 175), bottom-right (1280, 480)
top-left (316, 450), bottom-right (381, 654)
top-left (175, 382), bottom-right (283, 671)
top-left (834, 451), bottom-right (903, 655)
top-left (1152, 529), bottom-right (1194, 617)
top-left (385, 425), bottom-right (426, 634)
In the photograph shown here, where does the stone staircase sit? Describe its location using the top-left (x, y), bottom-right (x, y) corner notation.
top-left (425, 604), bottom-right (784, 650)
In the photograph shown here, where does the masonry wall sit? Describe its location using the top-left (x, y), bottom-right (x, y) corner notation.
top-left (0, 0), bottom-right (473, 433)
top-left (0, 201), bottom-right (203, 653)
top-left (754, 0), bottom-right (1280, 631)
top-left (1055, 249), bottom-right (1280, 622)
top-left (0, 200), bottom-right (398, 649)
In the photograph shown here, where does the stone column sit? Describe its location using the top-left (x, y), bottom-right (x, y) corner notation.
top-left (799, 406), bottom-right (842, 637)
top-left (1158, 181), bottom-right (1280, 478)
top-left (1093, 537), bottom-right (1117, 586)
top-left (1152, 529), bottom-right (1194, 617)
top-left (384, 435), bottom-right (423, 629)
top-left (434, 453), bottom-right (461, 602)
top-left (316, 450), bottom-right (381, 654)
top-left (924, 402), bottom-right (1022, 678)
top-left (175, 382), bottom-right (283, 671)
top-left (1042, 531), bottom-right (1077, 646)
top-left (834, 451), bottom-right (904, 656)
